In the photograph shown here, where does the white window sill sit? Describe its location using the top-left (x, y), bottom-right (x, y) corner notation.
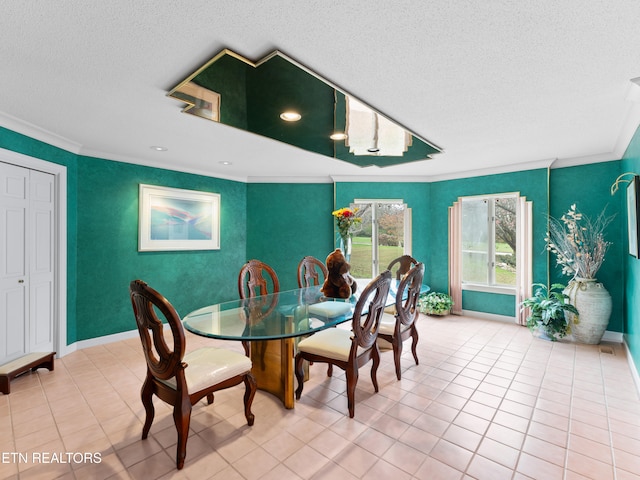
top-left (462, 283), bottom-right (516, 295)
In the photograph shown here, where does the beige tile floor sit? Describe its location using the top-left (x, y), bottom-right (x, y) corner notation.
top-left (2, 314), bottom-right (640, 480)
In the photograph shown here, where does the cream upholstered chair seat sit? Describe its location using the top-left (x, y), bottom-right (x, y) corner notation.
top-left (297, 327), bottom-right (369, 362)
top-left (158, 347), bottom-right (252, 392)
top-left (308, 301), bottom-right (352, 320)
top-left (378, 312), bottom-right (406, 350)
top-left (379, 312), bottom-right (411, 336)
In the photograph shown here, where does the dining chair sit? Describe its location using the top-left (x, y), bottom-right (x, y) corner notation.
top-left (387, 254), bottom-right (418, 280)
top-left (384, 255), bottom-right (418, 314)
top-left (238, 259), bottom-right (280, 360)
top-left (238, 259), bottom-right (280, 298)
top-left (297, 255), bottom-right (329, 288)
top-left (378, 262), bottom-right (425, 380)
top-left (129, 280), bottom-right (256, 470)
top-left (294, 270), bottom-right (392, 417)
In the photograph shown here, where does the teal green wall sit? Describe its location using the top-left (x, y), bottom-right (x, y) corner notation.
top-left (429, 168), bottom-right (550, 317)
top-left (463, 291), bottom-right (515, 316)
top-left (76, 156), bottom-right (247, 340)
top-left (622, 125), bottom-right (640, 374)
top-left (246, 183), bottom-right (334, 291)
top-left (549, 162), bottom-right (625, 332)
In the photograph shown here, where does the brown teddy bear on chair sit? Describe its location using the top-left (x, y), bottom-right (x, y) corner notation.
top-left (321, 248), bottom-right (358, 299)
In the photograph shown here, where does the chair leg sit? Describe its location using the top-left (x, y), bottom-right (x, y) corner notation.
top-left (410, 327), bottom-right (419, 365)
top-left (242, 340), bottom-right (250, 357)
top-left (140, 376), bottom-right (155, 439)
top-left (294, 353), bottom-right (305, 400)
top-left (173, 396), bottom-right (192, 470)
top-left (345, 364), bottom-right (359, 418)
top-left (392, 338), bottom-right (403, 381)
top-left (370, 345), bottom-right (381, 393)
top-left (244, 373), bottom-right (256, 426)
top-left (327, 364), bottom-right (333, 377)
top-left (206, 393), bottom-right (214, 404)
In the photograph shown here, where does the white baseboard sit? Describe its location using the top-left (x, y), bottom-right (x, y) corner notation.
top-left (61, 328), bottom-right (145, 356)
top-left (75, 329), bottom-right (141, 350)
top-left (460, 310), bottom-right (516, 323)
top-left (601, 331), bottom-right (624, 343)
top-left (623, 337), bottom-right (640, 398)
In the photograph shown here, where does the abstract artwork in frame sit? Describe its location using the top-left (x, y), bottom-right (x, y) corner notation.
top-left (627, 175), bottom-right (640, 258)
top-left (139, 184), bottom-right (220, 251)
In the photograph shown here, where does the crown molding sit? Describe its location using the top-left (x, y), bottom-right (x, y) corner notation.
top-left (0, 112), bottom-right (82, 154)
top-left (550, 152), bottom-right (619, 169)
top-left (78, 147), bottom-right (249, 183)
top-left (246, 175), bottom-right (334, 183)
top-left (330, 175), bottom-right (432, 183)
top-left (614, 97), bottom-right (640, 159)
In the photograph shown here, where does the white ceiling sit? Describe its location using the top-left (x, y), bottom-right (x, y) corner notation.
top-left (3, 1), bottom-right (640, 183)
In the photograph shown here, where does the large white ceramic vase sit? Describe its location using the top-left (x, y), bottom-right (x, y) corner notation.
top-left (564, 278), bottom-right (612, 344)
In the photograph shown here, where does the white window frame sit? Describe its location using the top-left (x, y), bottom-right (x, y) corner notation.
top-left (460, 193), bottom-right (518, 295)
top-left (353, 198), bottom-right (411, 277)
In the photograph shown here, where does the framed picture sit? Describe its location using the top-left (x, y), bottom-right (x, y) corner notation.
top-left (627, 176), bottom-right (640, 257)
top-left (139, 184), bottom-right (220, 251)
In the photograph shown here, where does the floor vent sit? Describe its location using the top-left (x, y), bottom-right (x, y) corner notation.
top-left (599, 345), bottom-right (615, 355)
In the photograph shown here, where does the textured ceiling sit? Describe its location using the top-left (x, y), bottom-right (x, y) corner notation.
top-left (2, 1), bottom-right (640, 183)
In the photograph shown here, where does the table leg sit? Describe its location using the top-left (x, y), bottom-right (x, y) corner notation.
top-left (250, 337), bottom-right (295, 408)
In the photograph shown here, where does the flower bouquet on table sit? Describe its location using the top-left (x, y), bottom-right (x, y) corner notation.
top-left (332, 207), bottom-right (362, 255)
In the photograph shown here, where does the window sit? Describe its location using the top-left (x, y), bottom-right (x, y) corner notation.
top-left (449, 193), bottom-right (532, 321)
top-left (349, 200), bottom-right (411, 278)
top-left (461, 194), bottom-right (517, 290)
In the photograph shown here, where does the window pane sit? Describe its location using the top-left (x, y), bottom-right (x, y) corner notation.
top-left (377, 203), bottom-right (405, 270)
top-left (350, 203), bottom-right (372, 278)
top-left (349, 202), bottom-right (409, 278)
top-left (462, 199), bottom-right (488, 284)
top-left (494, 197), bottom-right (517, 286)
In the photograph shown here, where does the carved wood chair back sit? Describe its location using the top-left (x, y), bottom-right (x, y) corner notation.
top-left (297, 255), bottom-right (329, 287)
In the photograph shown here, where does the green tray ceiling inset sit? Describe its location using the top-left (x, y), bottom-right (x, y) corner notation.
top-left (168, 49), bottom-right (442, 168)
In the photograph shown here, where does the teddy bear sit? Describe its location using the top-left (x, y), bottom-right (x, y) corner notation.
top-left (321, 248), bottom-right (358, 299)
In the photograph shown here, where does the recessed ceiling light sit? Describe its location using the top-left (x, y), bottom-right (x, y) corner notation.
top-left (280, 111), bottom-right (301, 122)
top-left (219, 161), bottom-right (232, 165)
top-left (330, 132), bottom-right (347, 141)
top-left (150, 146), bottom-right (167, 151)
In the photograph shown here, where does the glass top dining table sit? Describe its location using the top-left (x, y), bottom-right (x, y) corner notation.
top-left (183, 279), bottom-right (429, 341)
top-left (182, 279), bottom-right (429, 408)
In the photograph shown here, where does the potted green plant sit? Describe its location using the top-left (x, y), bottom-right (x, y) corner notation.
top-left (520, 283), bottom-right (579, 341)
top-left (418, 292), bottom-right (453, 316)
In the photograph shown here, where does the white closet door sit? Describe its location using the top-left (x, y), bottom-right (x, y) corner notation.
top-left (29, 170), bottom-right (54, 352)
top-left (0, 162), bottom-right (54, 364)
top-left (0, 162), bottom-right (28, 363)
